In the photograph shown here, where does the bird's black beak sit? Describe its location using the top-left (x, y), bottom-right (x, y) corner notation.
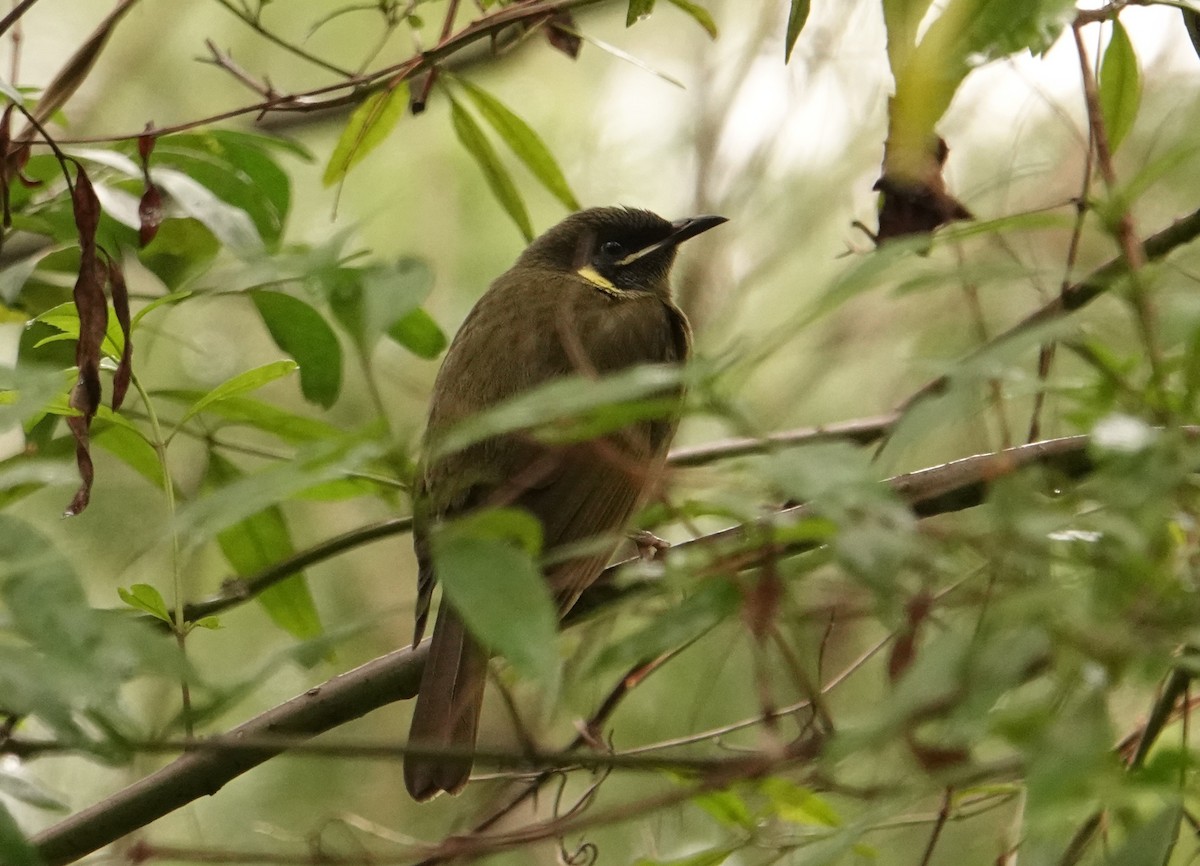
top-left (616, 214), bottom-right (728, 265)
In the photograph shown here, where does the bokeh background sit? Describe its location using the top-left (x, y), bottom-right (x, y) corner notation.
top-left (8, 0), bottom-right (1200, 862)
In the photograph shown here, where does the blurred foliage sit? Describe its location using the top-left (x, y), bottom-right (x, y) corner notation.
top-left (2, 0), bottom-right (1200, 865)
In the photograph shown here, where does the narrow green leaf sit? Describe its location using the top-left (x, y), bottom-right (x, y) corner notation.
top-left (784, 0), bottom-right (811, 61)
top-left (209, 454), bottom-right (324, 644)
top-left (694, 788), bottom-right (756, 829)
top-left (1106, 801), bottom-right (1181, 866)
top-left (588, 578), bottom-right (738, 675)
top-left (665, 0), bottom-right (718, 38)
top-left (634, 847), bottom-right (736, 866)
top-left (0, 768), bottom-right (67, 812)
top-left (1099, 18), bottom-right (1141, 155)
top-left (153, 390), bottom-right (344, 444)
top-left (251, 291), bottom-right (343, 408)
top-left (323, 83), bottom-right (409, 187)
top-left (387, 307), bottom-right (447, 359)
top-left (449, 97), bottom-right (533, 241)
top-left (431, 508), bottom-right (559, 687)
top-left (131, 290), bottom-right (193, 329)
top-left (117, 583), bottom-right (171, 623)
top-left (627, 0), bottom-right (656, 25)
top-left (455, 78), bottom-right (581, 210)
top-left (93, 419), bottom-right (167, 490)
top-left (432, 363), bottom-right (687, 459)
top-left (0, 800), bottom-right (42, 866)
top-left (177, 360), bottom-right (298, 427)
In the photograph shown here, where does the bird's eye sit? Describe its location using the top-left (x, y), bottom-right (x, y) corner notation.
top-left (600, 241), bottom-right (624, 258)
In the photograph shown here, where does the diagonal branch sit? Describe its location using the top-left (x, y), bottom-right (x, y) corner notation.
top-left (30, 429), bottom-right (1141, 864)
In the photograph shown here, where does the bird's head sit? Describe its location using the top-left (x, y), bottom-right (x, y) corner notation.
top-left (517, 206), bottom-right (727, 298)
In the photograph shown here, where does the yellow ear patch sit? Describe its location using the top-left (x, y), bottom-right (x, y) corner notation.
top-left (576, 265), bottom-right (627, 297)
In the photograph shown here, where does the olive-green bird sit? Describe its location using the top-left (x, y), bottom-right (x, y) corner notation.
top-left (404, 206), bottom-right (726, 801)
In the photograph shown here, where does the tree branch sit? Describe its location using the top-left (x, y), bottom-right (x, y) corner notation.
top-left (31, 429), bottom-right (1148, 864)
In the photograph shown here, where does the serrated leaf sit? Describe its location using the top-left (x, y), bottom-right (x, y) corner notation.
top-left (455, 78), bottom-right (580, 210)
top-left (627, 0), bottom-right (656, 25)
top-left (449, 96), bottom-right (533, 241)
top-left (176, 360), bottom-right (298, 427)
top-left (117, 583), bottom-right (171, 622)
top-left (387, 307), bottom-right (446, 359)
top-left (323, 83), bottom-right (408, 187)
top-left (784, 0), bottom-right (811, 61)
top-left (431, 508), bottom-right (558, 687)
top-left (1099, 18), bottom-right (1141, 155)
top-left (251, 291), bottom-right (342, 408)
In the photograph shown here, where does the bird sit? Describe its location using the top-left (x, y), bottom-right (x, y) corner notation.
top-left (404, 206), bottom-right (726, 801)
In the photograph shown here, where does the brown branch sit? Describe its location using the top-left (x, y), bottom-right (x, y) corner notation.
top-left (896, 205), bottom-right (1200, 415)
top-left (1070, 19), bottom-right (1163, 402)
top-left (32, 430), bottom-right (1144, 863)
top-left (0, 0), bottom-right (40, 42)
top-left (52, 0), bottom-right (613, 144)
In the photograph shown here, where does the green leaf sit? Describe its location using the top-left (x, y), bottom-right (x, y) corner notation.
top-left (1099, 18), bottom-right (1141, 155)
top-left (117, 583), bottom-right (171, 623)
top-left (432, 363), bottom-right (687, 459)
top-left (251, 291), bottom-right (343, 408)
top-left (208, 453), bottom-right (325, 645)
top-left (431, 507), bottom-right (559, 687)
top-left (131, 290), bottom-right (193, 329)
top-left (589, 578), bottom-right (738, 674)
top-left (93, 417), bottom-right (167, 490)
top-left (138, 219), bottom-right (220, 288)
top-left (784, 0), bottom-right (811, 61)
top-left (324, 258), bottom-right (436, 353)
top-left (0, 800), bottom-right (43, 866)
top-left (0, 767), bottom-right (67, 812)
top-left (0, 245), bottom-right (65, 305)
top-left (627, 0), bottom-right (656, 25)
top-left (176, 359), bottom-right (298, 427)
top-left (174, 441), bottom-right (378, 545)
top-left (0, 365), bottom-right (69, 430)
top-left (694, 788), bottom-right (756, 829)
top-left (1106, 802), bottom-right (1181, 866)
top-left (759, 778), bottom-right (842, 827)
top-left (153, 390), bottom-right (344, 444)
top-left (449, 96), bottom-right (533, 241)
top-left (387, 307), bottom-right (447, 359)
top-left (152, 168), bottom-right (264, 257)
top-left (665, 0), bottom-right (718, 38)
top-left (634, 847), bottom-right (736, 866)
top-left (323, 83), bottom-right (409, 187)
top-left (455, 78), bottom-right (581, 210)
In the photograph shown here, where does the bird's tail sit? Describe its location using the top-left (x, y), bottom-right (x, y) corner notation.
top-left (404, 603), bottom-right (488, 800)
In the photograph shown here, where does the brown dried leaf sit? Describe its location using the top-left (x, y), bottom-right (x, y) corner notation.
top-left (108, 258), bottom-right (131, 410)
top-left (64, 164), bottom-right (106, 516)
top-left (546, 11), bottom-right (582, 59)
top-left (138, 183), bottom-right (163, 247)
top-left (29, 0), bottom-right (139, 130)
top-left (137, 128), bottom-right (156, 165)
top-left (887, 592), bottom-right (932, 682)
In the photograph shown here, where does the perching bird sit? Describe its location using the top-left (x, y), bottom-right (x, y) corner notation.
top-left (404, 207), bottom-right (726, 800)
